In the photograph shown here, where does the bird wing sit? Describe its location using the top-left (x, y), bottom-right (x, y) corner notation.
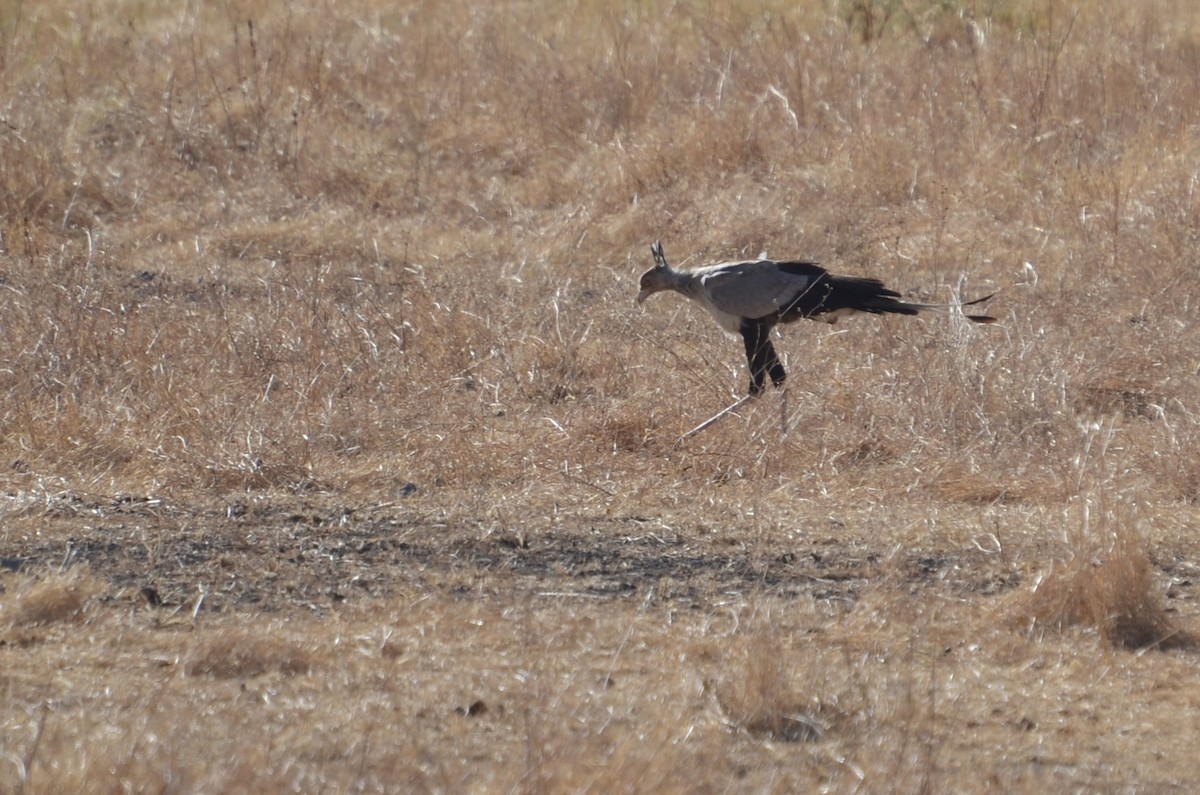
top-left (699, 260), bottom-right (827, 322)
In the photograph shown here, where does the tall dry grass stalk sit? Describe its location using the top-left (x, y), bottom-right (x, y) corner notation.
top-left (0, 0), bottom-right (1196, 504)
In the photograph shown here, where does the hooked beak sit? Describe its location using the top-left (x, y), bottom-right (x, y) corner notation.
top-left (636, 288), bottom-right (651, 305)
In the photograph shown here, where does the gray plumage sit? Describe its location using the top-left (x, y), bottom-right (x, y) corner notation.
top-left (636, 240), bottom-right (996, 395)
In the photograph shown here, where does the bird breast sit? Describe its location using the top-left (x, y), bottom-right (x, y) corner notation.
top-left (701, 298), bottom-right (749, 334)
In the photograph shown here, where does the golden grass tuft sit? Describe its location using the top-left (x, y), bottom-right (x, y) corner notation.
top-left (0, 570), bottom-right (103, 630)
top-left (1014, 500), bottom-right (1186, 650)
top-left (184, 627), bottom-right (315, 678)
top-left (712, 632), bottom-right (827, 743)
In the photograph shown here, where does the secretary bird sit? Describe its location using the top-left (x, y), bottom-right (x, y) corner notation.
top-left (637, 240), bottom-right (996, 404)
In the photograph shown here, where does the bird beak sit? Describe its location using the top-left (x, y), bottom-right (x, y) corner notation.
top-left (636, 289), bottom-right (650, 305)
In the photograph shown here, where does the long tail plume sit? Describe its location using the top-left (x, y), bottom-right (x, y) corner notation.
top-left (900, 291), bottom-right (999, 324)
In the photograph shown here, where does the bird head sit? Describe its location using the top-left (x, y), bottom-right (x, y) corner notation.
top-left (636, 240), bottom-right (671, 305)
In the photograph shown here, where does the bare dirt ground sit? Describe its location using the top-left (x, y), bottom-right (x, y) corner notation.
top-left (5, 487), bottom-right (1200, 793)
top-left (5, 490), bottom-right (1026, 613)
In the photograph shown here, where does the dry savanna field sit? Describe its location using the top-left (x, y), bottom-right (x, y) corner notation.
top-left (4, 0), bottom-right (1200, 791)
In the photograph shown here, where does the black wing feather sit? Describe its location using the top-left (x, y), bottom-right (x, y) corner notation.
top-left (775, 268), bottom-right (915, 322)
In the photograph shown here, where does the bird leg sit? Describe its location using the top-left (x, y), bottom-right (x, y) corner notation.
top-left (740, 323), bottom-right (794, 439)
top-left (673, 394), bottom-right (755, 450)
top-left (779, 386), bottom-right (793, 440)
top-left (673, 387), bottom-right (793, 449)
top-left (766, 343), bottom-right (787, 388)
top-left (741, 322), bottom-right (787, 396)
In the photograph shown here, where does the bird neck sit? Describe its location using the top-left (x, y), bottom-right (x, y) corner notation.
top-left (662, 266), bottom-right (704, 301)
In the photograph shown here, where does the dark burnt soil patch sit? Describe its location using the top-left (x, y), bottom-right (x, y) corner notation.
top-left (3, 491), bottom-right (1029, 615)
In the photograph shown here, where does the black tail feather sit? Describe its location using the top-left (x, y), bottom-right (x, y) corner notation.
top-left (958, 291), bottom-right (999, 323)
top-left (857, 296), bottom-right (922, 316)
top-left (895, 290), bottom-right (999, 323)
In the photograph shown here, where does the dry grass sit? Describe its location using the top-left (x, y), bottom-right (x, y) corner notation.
top-left (0, 569), bottom-right (101, 630)
top-left (1014, 491), bottom-right (1185, 649)
top-left (184, 626), bottom-right (315, 678)
top-left (3, 0), bottom-right (1200, 790)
